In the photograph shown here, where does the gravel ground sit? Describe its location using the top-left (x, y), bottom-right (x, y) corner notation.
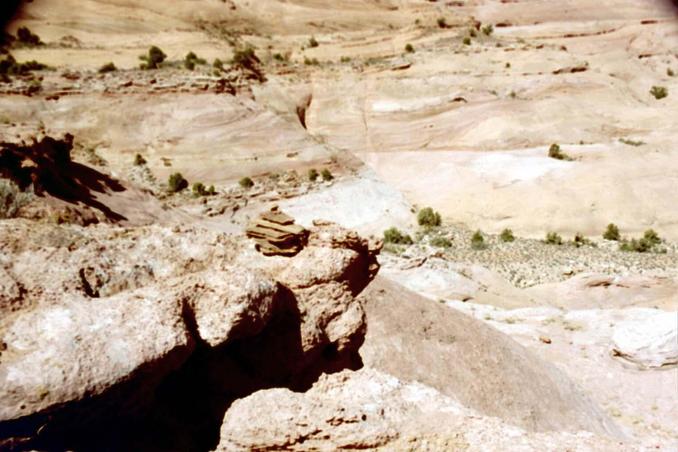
top-left (382, 225), bottom-right (678, 288)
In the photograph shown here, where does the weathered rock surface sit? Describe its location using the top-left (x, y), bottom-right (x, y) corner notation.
top-left (216, 368), bottom-right (633, 451)
top-left (246, 206), bottom-right (308, 256)
top-left (0, 218), bottom-right (378, 450)
top-left (357, 277), bottom-right (623, 438)
top-left (611, 310), bottom-right (678, 369)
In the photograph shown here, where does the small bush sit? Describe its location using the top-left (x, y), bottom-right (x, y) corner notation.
top-left (500, 228), bottom-right (515, 242)
top-left (417, 207), bottom-right (442, 227)
top-left (213, 58), bottom-right (224, 70)
top-left (548, 143), bottom-right (572, 161)
top-left (430, 236), bottom-right (452, 248)
top-left (603, 223), bottom-right (620, 241)
top-left (239, 176), bottom-right (254, 189)
top-left (668, 68), bottom-right (675, 77)
top-left (619, 238), bottom-right (651, 253)
top-left (471, 230), bottom-right (486, 250)
top-left (572, 232), bottom-right (594, 248)
top-left (16, 27), bottom-right (42, 46)
top-left (133, 153), bottom-right (146, 166)
top-left (207, 185), bottom-right (216, 196)
top-left (192, 182), bottom-right (207, 196)
top-left (643, 229), bottom-right (661, 246)
top-left (437, 17), bottom-right (447, 29)
top-left (463, 37), bottom-right (471, 46)
top-left (384, 227), bottom-right (413, 245)
top-left (308, 168), bottom-right (319, 182)
top-left (184, 51), bottom-right (207, 70)
top-left (619, 138), bottom-right (644, 146)
top-left (405, 43), bottom-right (414, 53)
top-left (304, 57), bottom-right (319, 66)
top-left (0, 179), bottom-right (32, 219)
top-left (0, 54), bottom-right (48, 77)
top-left (340, 56), bottom-right (351, 63)
top-left (482, 24), bottom-right (494, 36)
top-left (168, 172), bottom-right (188, 193)
top-left (98, 62), bottom-right (117, 73)
top-left (545, 232), bottom-right (563, 245)
top-left (308, 36), bottom-right (319, 48)
top-left (650, 86), bottom-right (668, 100)
top-left (139, 46), bottom-right (166, 70)
top-left (321, 168), bottom-right (334, 181)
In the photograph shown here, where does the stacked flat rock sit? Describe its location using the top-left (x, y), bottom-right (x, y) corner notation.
top-left (246, 207), bottom-right (308, 256)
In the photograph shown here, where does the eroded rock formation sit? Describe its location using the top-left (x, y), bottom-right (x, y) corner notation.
top-left (0, 217), bottom-right (379, 450)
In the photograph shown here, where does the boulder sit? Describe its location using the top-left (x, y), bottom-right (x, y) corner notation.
top-left (611, 310), bottom-right (678, 369)
top-left (245, 206), bottom-right (308, 256)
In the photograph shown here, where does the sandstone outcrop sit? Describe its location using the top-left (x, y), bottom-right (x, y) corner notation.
top-left (246, 206), bottom-right (309, 256)
top-left (216, 368), bottom-right (633, 451)
top-left (0, 218), bottom-right (379, 450)
top-left (611, 310), bottom-right (678, 369)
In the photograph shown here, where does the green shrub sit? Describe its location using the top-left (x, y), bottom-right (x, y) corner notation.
top-left (239, 176), bottom-right (254, 189)
top-left (430, 236), bottom-right (452, 248)
top-left (184, 51), bottom-right (207, 70)
top-left (667, 68), bottom-right (674, 77)
top-left (98, 62), bottom-right (117, 73)
top-left (603, 223), bottom-right (620, 241)
top-left (545, 232), bottom-right (563, 245)
top-left (548, 143), bottom-right (572, 161)
top-left (308, 36), bottom-right (319, 48)
top-left (463, 37), bottom-right (471, 46)
top-left (650, 86), bottom-right (668, 100)
top-left (139, 46), bottom-right (167, 70)
top-left (133, 153), bottom-right (146, 166)
top-left (16, 27), bottom-right (42, 46)
top-left (213, 58), bottom-right (224, 70)
top-left (321, 168), bottom-right (334, 181)
top-left (0, 54), bottom-right (48, 77)
top-left (572, 232), bottom-right (594, 248)
top-left (384, 227), bottom-right (413, 245)
top-left (417, 207), bottom-right (442, 227)
top-left (308, 168), bottom-right (319, 182)
top-left (207, 185), bottom-right (216, 196)
top-left (437, 17), bottom-right (447, 28)
top-left (500, 228), bottom-right (515, 242)
top-left (619, 238), bottom-right (651, 253)
top-left (643, 229), bottom-right (661, 246)
top-left (482, 24), bottom-right (494, 36)
top-left (0, 179), bottom-right (32, 219)
top-left (471, 230), bottom-right (486, 250)
top-left (304, 57), bottom-right (319, 66)
top-left (340, 56), bottom-right (351, 63)
top-left (405, 43), bottom-right (414, 53)
top-left (168, 172), bottom-right (188, 193)
top-left (469, 28), bottom-right (477, 38)
top-left (192, 182), bottom-right (207, 196)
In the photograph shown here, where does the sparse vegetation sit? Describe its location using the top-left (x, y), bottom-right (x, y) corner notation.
top-left (168, 172), bottom-right (188, 193)
top-left (471, 230), bottom-right (487, 250)
top-left (0, 54), bottom-right (48, 79)
top-left (463, 37), bottom-right (471, 46)
top-left (617, 229), bottom-right (663, 253)
top-left (213, 58), bottom-right (224, 70)
top-left (430, 235), bottom-right (452, 248)
top-left (384, 227), bottom-right (414, 245)
top-left (437, 17), bottom-right (447, 29)
top-left (548, 143), bottom-right (573, 161)
top-left (668, 68), bottom-right (675, 77)
top-left (304, 57), bottom-right (320, 66)
top-left (417, 207), bottom-right (442, 227)
top-left (16, 27), bottom-right (42, 47)
top-left (340, 56), bottom-right (351, 63)
top-left (192, 182), bottom-right (209, 196)
top-left (500, 228), bottom-right (515, 242)
top-left (308, 36), bottom-right (319, 48)
top-left (133, 154), bottom-right (147, 166)
top-left (603, 223), bottom-right (620, 241)
top-left (184, 51), bottom-right (207, 70)
top-left (308, 168), bottom-right (319, 181)
top-left (98, 62), bottom-right (117, 74)
top-left (482, 24), bottom-right (494, 36)
top-left (0, 179), bottom-right (32, 219)
top-left (619, 138), bottom-right (645, 147)
top-left (239, 176), bottom-right (254, 189)
top-left (139, 46), bottom-right (167, 70)
top-left (405, 43), bottom-right (414, 53)
top-left (650, 86), bottom-right (668, 100)
top-left (321, 168), bottom-right (334, 181)
top-left (545, 232), bottom-right (563, 245)
top-left (572, 232), bottom-right (595, 248)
